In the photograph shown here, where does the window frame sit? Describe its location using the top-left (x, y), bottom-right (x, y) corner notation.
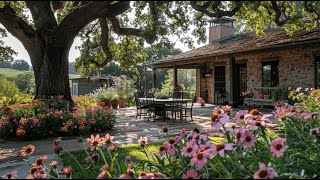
top-left (261, 61), bottom-right (279, 87)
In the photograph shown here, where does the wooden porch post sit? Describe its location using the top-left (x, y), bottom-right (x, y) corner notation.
top-left (152, 68), bottom-right (157, 89)
top-left (229, 56), bottom-right (235, 106)
top-left (173, 65), bottom-right (178, 86)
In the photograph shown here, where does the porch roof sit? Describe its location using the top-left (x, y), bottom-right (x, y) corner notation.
top-left (150, 28), bottom-right (320, 67)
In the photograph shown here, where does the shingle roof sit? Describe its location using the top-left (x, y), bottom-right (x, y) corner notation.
top-left (151, 28), bottom-right (320, 65)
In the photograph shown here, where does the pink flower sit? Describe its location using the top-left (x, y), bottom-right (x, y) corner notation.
top-left (199, 141), bottom-right (215, 153)
top-left (102, 164), bottom-right (109, 171)
top-left (310, 128), bottom-right (319, 136)
top-left (212, 140), bottom-right (234, 157)
top-left (164, 142), bottom-right (176, 156)
top-left (103, 133), bottom-right (114, 145)
top-left (210, 114), bottom-right (229, 130)
top-left (222, 105), bottom-right (232, 113)
top-left (181, 141), bottom-right (199, 157)
top-left (199, 129), bottom-right (214, 141)
top-left (241, 131), bottom-right (256, 148)
top-left (270, 138), bottom-right (288, 157)
top-left (97, 171), bottom-right (108, 179)
top-left (246, 115), bottom-right (272, 130)
top-left (190, 150), bottom-right (211, 170)
top-left (213, 106), bottom-right (222, 114)
top-left (138, 137), bottom-right (148, 146)
top-left (119, 174), bottom-right (132, 179)
top-left (253, 163), bottom-right (278, 179)
top-left (234, 128), bottom-right (247, 144)
top-left (179, 128), bottom-right (187, 139)
top-left (235, 110), bottom-right (249, 123)
top-left (158, 145), bottom-right (167, 157)
top-left (1, 170), bottom-right (18, 179)
top-left (181, 169), bottom-right (200, 179)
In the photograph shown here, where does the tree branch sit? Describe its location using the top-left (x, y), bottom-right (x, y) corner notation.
top-left (89, 18), bottom-right (112, 68)
top-left (107, 17), bottom-right (157, 44)
top-left (0, 4), bottom-right (35, 47)
top-left (54, 1), bottom-right (130, 46)
top-left (271, 1), bottom-right (288, 26)
top-left (26, 1), bottom-right (57, 31)
top-left (190, 1), bottom-right (243, 18)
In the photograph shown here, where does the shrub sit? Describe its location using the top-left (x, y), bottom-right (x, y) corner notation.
top-left (0, 74), bottom-right (19, 98)
top-left (0, 96), bottom-right (116, 140)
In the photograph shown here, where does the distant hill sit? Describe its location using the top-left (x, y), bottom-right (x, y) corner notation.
top-left (0, 68), bottom-right (81, 79)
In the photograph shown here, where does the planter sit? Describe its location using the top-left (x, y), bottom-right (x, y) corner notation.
top-left (104, 100), bottom-right (111, 108)
top-left (118, 98), bottom-right (126, 108)
top-left (111, 101), bottom-right (119, 109)
top-left (96, 101), bottom-right (105, 107)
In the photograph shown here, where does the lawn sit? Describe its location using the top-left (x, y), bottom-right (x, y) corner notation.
top-left (0, 68), bottom-right (81, 79)
top-left (60, 143), bottom-right (162, 179)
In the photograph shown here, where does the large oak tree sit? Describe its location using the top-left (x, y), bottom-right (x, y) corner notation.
top-left (0, 1), bottom-right (319, 104)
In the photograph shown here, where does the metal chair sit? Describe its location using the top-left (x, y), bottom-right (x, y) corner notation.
top-left (167, 91), bottom-right (183, 122)
top-left (134, 92), bottom-right (149, 119)
top-left (182, 95), bottom-right (196, 121)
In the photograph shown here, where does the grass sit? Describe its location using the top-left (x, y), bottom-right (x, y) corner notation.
top-left (0, 67), bottom-right (81, 79)
top-left (60, 143), bottom-right (162, 179)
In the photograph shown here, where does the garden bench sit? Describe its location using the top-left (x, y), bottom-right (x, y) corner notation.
top-left (243, 87), bottom-right (278, 109)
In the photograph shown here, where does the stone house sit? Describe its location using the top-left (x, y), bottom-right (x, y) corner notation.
top-left (149, 17), bottom-right (320, 107)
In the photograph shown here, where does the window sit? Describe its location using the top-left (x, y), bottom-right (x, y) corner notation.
top-left (262, 61), bottom-right (279, 87)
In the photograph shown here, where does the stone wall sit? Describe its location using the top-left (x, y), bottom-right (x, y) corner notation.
top-left (197, 45), bottom-right (320, 104)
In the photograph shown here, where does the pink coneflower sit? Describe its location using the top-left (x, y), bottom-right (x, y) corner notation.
top-left (108, 144), bottom-right (117, 152)
top-left (213, 106), bottom-right (222, 114)
top-left (20, 145), bottom-right (35, 156)
top-left (87, 134), bottom-right (104, 151)
top-left (164, 142), bottom-right (176, 156)
top-left (103, 133), bottom-right (114, 145)
top-left (179, 128), bottom-right (187, 139)
top-left (97, 171), bottom-right (108, 179)
top-left (138, 172), bottom-right (155, 179)
top-left (188, 128), bottom-right (200, 139)
top-left (246, 115), bottom-right (272, 131)
top-left (138, 137), bottom-right (148, 147)
top-left (235, 110), bottom-right (249, 123)
top-left (181, 169), bottom-right (200, 179)
top-left (212, 140), bottom-right (234, 158)
top-left (270, 138), bottom-right (288, 157)
top-left (1, 170), bottom-right (18, 179)
top-left (210, 113), bottom-right (229, 130)
top-left (181, 141), bottom-right (199, 157)
top-left (310, 128), bottom-right (319, 135)
top-left (119, 174), bottom-right (132, 179)
top-left (253, 163), bottom-right (278, 179)
top-left (158, 145), bottom-right (167, 157)
top-left (61, 167), bottom-right (73, 178)
top-left (241, 131), bottom-right (256, 148)
top-left (200, 141), bottom-right (215, 153)
top-left (190, 150), bottom-right (211, 170)
top-left (50, 161), bottom-right (58, 169)
top-left (222, 105), bottom-right (232, 114)
top-left (199, 129), bottom-right (214, 141)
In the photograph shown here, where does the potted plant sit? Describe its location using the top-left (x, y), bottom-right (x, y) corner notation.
top-left (111, 94), bottom-right (119, 109)
top-left (113, 75), bottom-right (131, 108)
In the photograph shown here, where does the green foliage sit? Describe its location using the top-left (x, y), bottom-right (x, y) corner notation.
top-left (7, 73), bottom-right (35, 94)
top-left (0, 74), bottom-right (19, 98)
top-left (0, 94), bottom-right (33, 106)
top-left (0, 28), bottom-right (17, 61)
top-left (272, 87), bottom-right (290, 103)
top-left (11, 59), bottom-right (30, 71)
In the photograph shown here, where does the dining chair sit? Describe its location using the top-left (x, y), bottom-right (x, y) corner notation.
top-left (182, 95), bottom-right (196, 121)
top-left (134, 92), bottom-right (149, 119)
top-left (167, 91), bottom-right (183, 122)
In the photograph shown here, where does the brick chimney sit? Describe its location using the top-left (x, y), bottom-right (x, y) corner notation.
top-left (208, 17), bottom-right (235, 43)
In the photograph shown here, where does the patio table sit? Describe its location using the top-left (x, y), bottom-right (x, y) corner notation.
top-left (139, 97), bottom-right (191, 121)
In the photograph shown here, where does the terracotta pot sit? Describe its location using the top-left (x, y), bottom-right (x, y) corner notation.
top-left (111, 101), bottom-right (119, 109)
top-left (118, 98), bottom-right (126, 108)
top-left (97, 101), bottom-right (105, 107)
top-left (104, 100), bottom-right (111, 108)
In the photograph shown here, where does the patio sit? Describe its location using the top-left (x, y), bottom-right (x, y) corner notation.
top-left (0, 104), bottom-right (276, 178)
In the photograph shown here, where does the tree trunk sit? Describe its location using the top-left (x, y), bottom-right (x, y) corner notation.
top-left (30, 38), bottom-right (74, 105)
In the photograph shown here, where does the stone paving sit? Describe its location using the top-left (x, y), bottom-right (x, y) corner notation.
top-left (0, 104), bottom-right (276, 178)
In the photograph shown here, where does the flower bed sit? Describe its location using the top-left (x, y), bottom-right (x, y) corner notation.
top-left (0, 96), bottom-right (116, 140)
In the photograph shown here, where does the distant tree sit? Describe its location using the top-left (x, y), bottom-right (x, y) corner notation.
top-left (0, 28), bottom-right (17, 62)
top-left (8, 73), bottom-right (35, 94)
top-left (0, 60), bottom-right (12, 68)
top-left (0, 73), bottom-right (19, 98)
top-left (161, 69), bottom-right (196, 95)
top-left (12, 59), bottom-right (30, 71)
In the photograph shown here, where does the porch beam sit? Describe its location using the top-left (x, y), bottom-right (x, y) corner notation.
top-left (152, 67), bottom-right (157, 89)
top-left (173, 65), bottom-right (178, 86)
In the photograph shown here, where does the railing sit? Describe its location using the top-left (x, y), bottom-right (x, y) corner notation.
top-left (252, 87), bottom-right (279, 95)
